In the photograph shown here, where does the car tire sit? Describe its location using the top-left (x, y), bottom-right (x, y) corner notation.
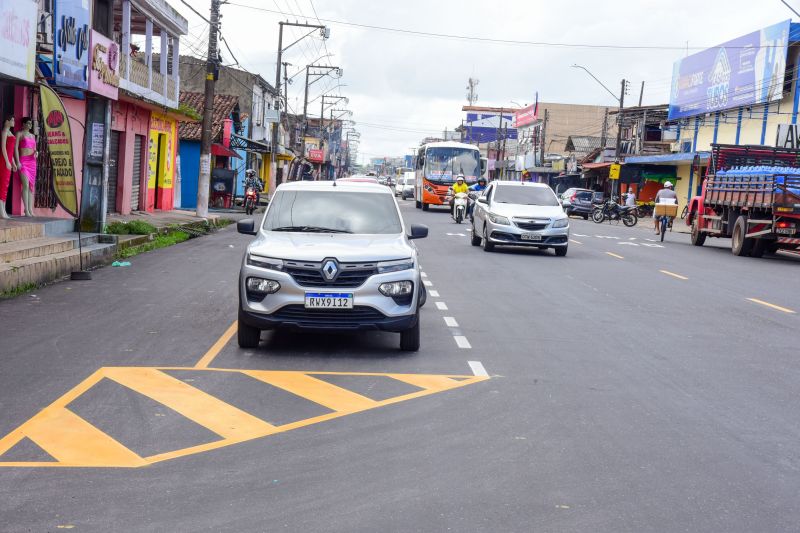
top-left (555, 245), bottom-right (568, 257)
top-left (400, 315), bottom-right (420, 352)
top-left (482, 226), bottom-right (495, 252)
top-left (237, 316), bottom-right (261, 348)
top-left (419, 283), bottom-right (427, 307)
top-left (470, 224), bottom-right (481, 246)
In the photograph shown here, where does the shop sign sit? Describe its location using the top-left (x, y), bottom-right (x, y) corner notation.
top-left (609, 164), bottom-right (621, 180)
top-left (776, 124), bottom-right (800, 149)
top-left (0, 0), bottom-right (37, 82)
top-left (54, 0), bottom-right (90, 89)
top-left (308, 149), bottom-right (324, 163)
top-left (88, 30), bottom-right (119, 99)
top-left (40, 85), bottom-right (78, 217)
top-left (148, 113), bottom-right (177, 190)
top-left (669, 20), bottom-right (790, 120)
top-left (514, 103), bottom-right (538, 128)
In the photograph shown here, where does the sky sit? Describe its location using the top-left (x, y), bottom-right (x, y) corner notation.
top-left (177, 0), bottom-right (800, 164)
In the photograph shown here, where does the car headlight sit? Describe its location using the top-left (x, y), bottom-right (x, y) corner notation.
top-left (552, 217), bottom-right (569, 228)
top-left (247, 254), bottom-right (284, 271)
top-left (487, 212), bottom-right (510, 225)
top-left (379, 281), bottom-right (414, 297)
top-left (377, 258), bottom-right (414, 273)
top-left (246, 277), bottom-right (281, 294)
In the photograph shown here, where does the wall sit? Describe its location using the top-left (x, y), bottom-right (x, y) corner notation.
top-left (111, 100), bottom-right (151, 213)
top-left (537, 102), bottom-right (617, 155)
top-left (179, 140), bottom-right (200, 208)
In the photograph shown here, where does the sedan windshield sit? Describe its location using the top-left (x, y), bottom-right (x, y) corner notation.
top-left (263, 190), bottom-right (403, 234)
top-left (494, 186), bottom-right (560, 206)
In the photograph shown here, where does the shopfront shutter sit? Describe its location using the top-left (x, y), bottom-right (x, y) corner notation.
top-left (131, 134), bottom-right (144, 210)
top-left (106, 131), bottom-right (121, 213)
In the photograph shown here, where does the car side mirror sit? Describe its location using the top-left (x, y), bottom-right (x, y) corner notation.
top-left (480, 157), bottom-right (487, 175)
top-left (477, 197), bottom-right (488, 205)
top-left (237, 219), bottom-right (257, 235)
top-left (408, 223), bottom-right (428, 240)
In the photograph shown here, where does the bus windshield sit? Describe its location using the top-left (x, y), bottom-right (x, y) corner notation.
top-left (425, 147), bottom-right (480, 184)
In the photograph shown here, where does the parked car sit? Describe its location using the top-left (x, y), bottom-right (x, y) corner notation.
top-left (237, 181), bottom-right (429, 351)
top-left (561, 188), bottom-right (594, 219)
top-left (470, 181), bottom-right (570, 256)
top-left (337, 175), bottom-right (380, 184)
top-left (395, 175), bottom-right (416, 199)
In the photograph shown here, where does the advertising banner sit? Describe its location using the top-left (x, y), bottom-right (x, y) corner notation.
top-left (88, 30), bottom-right (120, 99)
top-left (148, 113), bottom-right (177, 190)
top-left (514, 104), bottom-right (538, 128)
top-left (40, 85), bottom-right (79, 217)
top-left (0, 0), bottom-right (37, 82)
top-left (308, 149), bottom-right (324, 163)
top-left (54, 0), bottom-right (91, 89)
top-left (668, 20), bottom-right (791, 120)
top-left (463, 112), bottom-right (518, 143)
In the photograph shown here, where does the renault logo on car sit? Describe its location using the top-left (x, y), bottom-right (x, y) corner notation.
top-left (322, 259), bottom-right (338, 281)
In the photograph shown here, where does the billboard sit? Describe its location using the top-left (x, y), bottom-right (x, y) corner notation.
top-left (668, 20), bottom-right (791, 120)
top-left (463, 111), bottom-right (518, 143)
top-left (54, 0), bottom-right (91, 89)
top-left (0, 0), bottom-right (37, 83)
top-left (514, 104), bottom-right (538, 128)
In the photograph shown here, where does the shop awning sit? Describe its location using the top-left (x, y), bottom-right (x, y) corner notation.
top-left (211, 143), bottom-right (242, 159)
top-left (582, 162), bottom-right (613, 169)
top-left (624, 152), bottom-right (710, 165)
top-left (229, 133), bottom-right (271, 154)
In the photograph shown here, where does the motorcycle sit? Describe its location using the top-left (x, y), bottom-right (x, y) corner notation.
top-left (244, 186), bottom-right (258, 215)
top-left (592, 199), bottom-right (638, 226)
top-left (446, 192), bottom-right (469, 224)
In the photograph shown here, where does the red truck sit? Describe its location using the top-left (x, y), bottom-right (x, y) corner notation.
top-left (686, 144), bottom-right (800, 257)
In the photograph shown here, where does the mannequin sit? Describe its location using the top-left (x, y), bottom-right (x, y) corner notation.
top-left (14, 117), bottom-right (37, 217)
top-left (0, 114), bottom-right (16, 219)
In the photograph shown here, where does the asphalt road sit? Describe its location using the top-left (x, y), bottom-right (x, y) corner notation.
top-left (1, 198), bottom-right (799, 532)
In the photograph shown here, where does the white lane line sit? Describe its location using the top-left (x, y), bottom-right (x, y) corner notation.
top-left (435, 301), bottom-right (449, 310)
top-left (468, 360), bottom-right (488, 376)
top-left (429, 290), bottom-right (440, 297)
top-left (573, 233), bottom-right (588, 237)
top-left (443, 316), bottom-right (459, 327)
top-left (423, 280), bottom-right (433, 287)
top-left (421, 272), bottom-right (428, 278)
top-left (446, 233), bottom-right (466, 236)
top-left (570, 239), bottom-right (582, 245)
top-left (454, 336), bottom-right (472, 349)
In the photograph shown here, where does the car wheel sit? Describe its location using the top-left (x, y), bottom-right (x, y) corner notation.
top-left (400, 315), bottom-right (420, 352)
top-left (237, 316), bottom-right (261, 348)
top-left (482, 225), bottom-right (495, 252)
top-left (470, 224), bottom-right (481, 246)
top-left (555, 245), bottom-right (568, 257)
top-left (419, 283), bottom-right (427, 307)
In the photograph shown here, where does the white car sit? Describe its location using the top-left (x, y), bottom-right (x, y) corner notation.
top-left (237, 181), bottom-right (429, 351)
top-left (470, 181), bottom-right (570, 256)
top-left (395, 175), bottom-right (416, 200)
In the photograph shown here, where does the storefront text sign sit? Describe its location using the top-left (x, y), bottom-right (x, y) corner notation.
top-left (148, 113), bottom-right (177, 190)
top-left (54, 0), bottom-right (90, 89)
top-left (88, 30), bottom-right (119, 99)
top-left (609, 164), bottom-right (621, 180)
top-left (40, 85), bottom-right (78, 217)
top-left (0, 0), bottom-right (37, 82)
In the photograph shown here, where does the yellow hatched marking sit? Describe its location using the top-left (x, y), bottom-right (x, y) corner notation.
top-left (388, 374), bottom-right (461, 391)
top-left (24, 408), bottom-right (146, 467)
top-left (244, 370), bottom-right (378, 412)
top-left (103, 367), bottom-right (275, 440)
top-left (195, 320), bottom-right (238, 369)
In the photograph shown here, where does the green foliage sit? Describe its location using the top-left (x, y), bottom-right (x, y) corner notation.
top-left (125, 220), bottom-right (158, 235)
top-left (105, 221), bottom-right (130, 235)
top-left (178, 103), bottom-right (202, 120)
top-left (0, 282), bottom-right (39, 300)
top-left (116, 230), bottom-right (191, 259)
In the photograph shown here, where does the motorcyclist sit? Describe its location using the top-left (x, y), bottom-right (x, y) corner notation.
top-left (449, 174), bottom-right (469, 215)
top-left (467, 176), bottom-right (487, 218)
top-left (653, 180), bottom-right (677, 234)
top-left (243, 169), bottom-right (263, 206)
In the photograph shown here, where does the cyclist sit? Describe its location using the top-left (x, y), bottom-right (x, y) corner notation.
top-left (653, 180), bottom-right (677, 234)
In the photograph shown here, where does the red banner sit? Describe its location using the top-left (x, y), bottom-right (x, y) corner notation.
top-left (308, 149), bottom-right (324, 163)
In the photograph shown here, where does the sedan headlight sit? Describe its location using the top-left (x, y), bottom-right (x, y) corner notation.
top-left (247, 254), bottom-right (284, 271)
top-left (487, 212), bottom-right (510, 225)
top-left (377, 258), bottom-right (414, 273)
top-left (246, 277), bottom-right (281, 294)
top-left (379, 281), bottom-right (414, 297)
top-left (552, 217), bottom-right (569, 229)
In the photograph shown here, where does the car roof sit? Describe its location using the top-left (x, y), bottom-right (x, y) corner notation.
top-left (492, 181), bottom-right (550, 189)
top-left (278, 180), bottom-right (389, 193)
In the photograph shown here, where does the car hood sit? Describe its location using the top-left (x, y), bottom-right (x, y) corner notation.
top-left (489, 203), bottom-right (566, 219)
top-left (249, 232), bottom-right (413, 262)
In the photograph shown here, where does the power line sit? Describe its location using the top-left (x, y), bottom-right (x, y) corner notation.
top-left (226, 2), bottom-right (793, 51)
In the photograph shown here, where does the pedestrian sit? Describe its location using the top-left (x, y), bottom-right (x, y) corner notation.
top-left (626, 188), bottom-right (636, 207)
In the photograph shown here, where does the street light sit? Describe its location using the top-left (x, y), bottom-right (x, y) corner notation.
top-left (571, 64), bottom-right (620, 103)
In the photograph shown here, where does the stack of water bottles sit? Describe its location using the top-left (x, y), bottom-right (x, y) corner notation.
top-left (716, 165), bottom-right (800, 193)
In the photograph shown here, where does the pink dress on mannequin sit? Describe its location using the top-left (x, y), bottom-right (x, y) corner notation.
top-left (17, 136), bottom-right (36, 191)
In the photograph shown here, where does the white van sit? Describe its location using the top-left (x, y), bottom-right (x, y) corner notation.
top-left (396, 173), bottom-right (416, 200)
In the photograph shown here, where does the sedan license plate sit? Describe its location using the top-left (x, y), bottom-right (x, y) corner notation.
top-left (521, 233), bottom-right (543, 241)
top-left (305, 293), bottom-right (353, 309)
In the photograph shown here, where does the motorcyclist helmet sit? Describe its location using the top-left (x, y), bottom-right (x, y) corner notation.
top-left (664, 180), bottom-right (673, 188)
top-left (456, 174), bottom-right (465, 182)
top-left (245, 169), bottom-right (256, 177)
top-left (478, 177), bottom-right (487, 184)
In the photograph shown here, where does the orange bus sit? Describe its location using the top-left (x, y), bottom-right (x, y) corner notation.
top-left (414, 141), bottom-right (485, 210)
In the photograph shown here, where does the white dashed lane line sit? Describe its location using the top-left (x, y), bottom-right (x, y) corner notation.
top-left (422, 274), bottom-right (472, 349)
top-left (454, 336), bottom-right (472, 349)
top-left (443, 316), bottom-right (459, 327)
top-left (468, 361), bottom-right (488, 376)
top-left (435, 301), bottom-right (449, 311)
top-left (429, 290), bottom-right (440, 297)
top-left (423, 280), bottom-right (433, 287)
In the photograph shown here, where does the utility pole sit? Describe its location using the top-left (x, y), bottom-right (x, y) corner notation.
top-left (614, 79), bottom-right (628, 198)
top-left (196, 0), bottom-right (220, 218)
top-left (638, 81), bottom-right (645, 107)
top-left (282, 61), bottom-right (290, 113)
top-left (540, 109), bottom-right (549, 168)
top-left (600, 107), bottom-right (609, 150)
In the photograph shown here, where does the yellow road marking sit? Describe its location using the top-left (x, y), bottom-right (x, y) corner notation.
top-left (569, 239), bottom-right (582, 245)
top-left (244, 370), bottom-right (378, 412)
top-left (659, 270), bottom-right (688, 280)
top-left (194, 320), bottom-right (238, 369)
top-left (0, 367), bottom-right (489, 468)
top-left (104, 367), bottom-right (275, 440)
top-left (606, 252), bottom-right (624, 259)
top-left (746, 298), bottom-right (796, 314)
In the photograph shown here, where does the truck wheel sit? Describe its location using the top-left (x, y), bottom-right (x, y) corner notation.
top-left (731, 216), bottom-right (753, 256)
top-left (750, 239), bottom-right (767, 258)
top-left (690, 217), bottom-right (706, 247)
top-left (767, 242), bottom-right (781, 254)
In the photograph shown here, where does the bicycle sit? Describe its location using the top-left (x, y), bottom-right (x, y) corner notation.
top-left (654, 203), bottom-right (678, 242)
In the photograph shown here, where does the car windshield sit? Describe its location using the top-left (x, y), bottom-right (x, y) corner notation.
top-left (263, 190), bottom-right (403, 234)
top-left (494, 186), bottom-right (560, 206)
top-left (425, 147), bottom-right (480, 184)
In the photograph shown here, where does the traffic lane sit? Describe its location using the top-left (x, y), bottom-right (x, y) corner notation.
top-left (407, 209), bottom-right (800, 530)
top-left (0, 226), bottom-right (251, 439)
top-left (567, 217), bottom-right (800, 313)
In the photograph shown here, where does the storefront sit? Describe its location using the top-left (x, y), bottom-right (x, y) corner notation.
top-left (624, 153), bottom-right (710, 213)
top-left (148, 112), bottom-right (178, 211)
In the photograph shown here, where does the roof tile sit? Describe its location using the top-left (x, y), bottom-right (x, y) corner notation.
top-left (178, 92), bottom-right (240, 141)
